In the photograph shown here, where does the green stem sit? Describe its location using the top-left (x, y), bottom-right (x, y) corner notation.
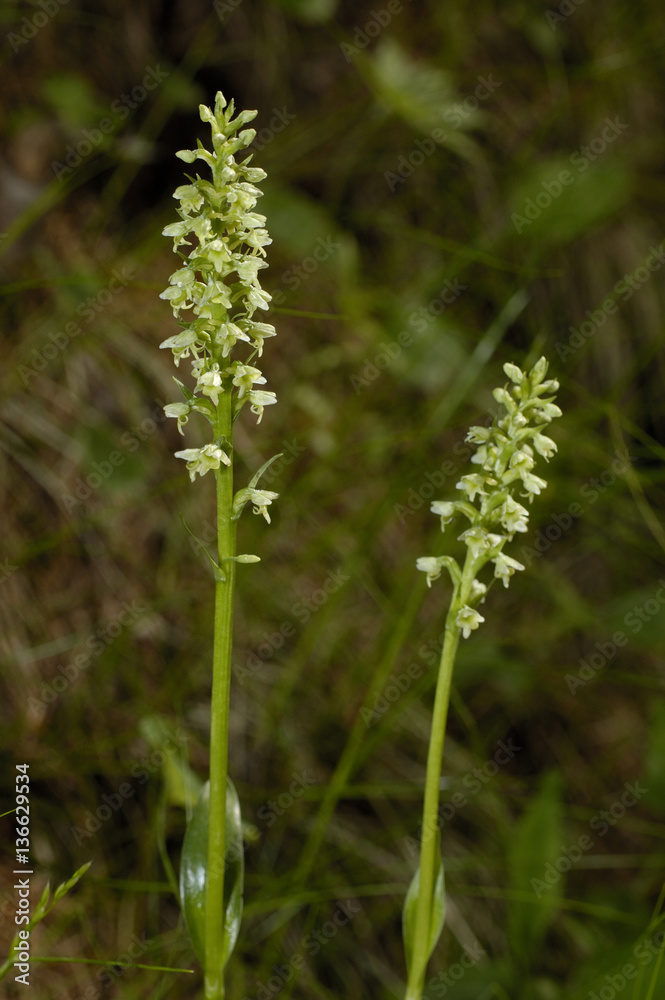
top-left (405, 552), bottom-right (476, 1000)
top-left (205, 390), bottom-right (236, 1000)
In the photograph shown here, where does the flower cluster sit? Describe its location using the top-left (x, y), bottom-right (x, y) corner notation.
top-left (160, 92), bottom-right (278, 491)
top-left (417, 357), bottom-right (562, 637)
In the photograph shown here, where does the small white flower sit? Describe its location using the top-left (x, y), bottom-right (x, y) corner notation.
top-left (228, 363), bottom-right (266, 398)
top-left (456, 474), bottom-right (487, 502)
top-left (503, 362), bottom-right (523, 383)
top-left (466, 425), bottom-right (491, 444)
top-left (500, 496), bottom-right (529, 535)
top-left (205, 239), bottom-right (233, 273)
top-left (235, 487), bottom-right (279, 523)
top-left (173, 184), bottom-right (204, 213)
top-left (164, 402), bottom-right (189, 418)
top-left (197, 364), bottom-right (224, 406)
top-left (456, 605), bottom-right (485, 638)
top-left (164, 401), bottom-right (190, 436)
top-left (159, 328), bottom-right (199, 366)
top-left (492, 552), bottom-right (525, 588)
top-left (430, 501), bottom-right (456, 530)
top-left (469, 578), bottom-right (487, 602)
top-left (533, 432), bottom-right (557, 460)
top-left (509, 450), bottom-right (534, 475)
top-left (174, 443), bottom-right (231, 482)
top-left (416, 556), bottom-right (444, 587)
top-left (162, 220), bottom-right (192, 247)
top-left (470, 444), bottom-right (497, 469)
top-left (248, 389), bottom-right (277, 423)
top-left (235, 258), bottom-right (267, 283)
top-left (485, 532), bottom-right (506, 549)
top-left (458, 526), bottom-right (490, 558)
top-left (237, 319), bottom-right (276, 356)
top-left (492, 386), bottom-right (517, 412)
top-left (214, 321), bottom-right (251, 357)
top-left (520, 472), bottom-right (548, 498)
top-left (168, 266), bottom-right (196, 287)
top-left (534, 402), bottom-right (563, 423)
top-left (246, 285), bottom-right (272, 312)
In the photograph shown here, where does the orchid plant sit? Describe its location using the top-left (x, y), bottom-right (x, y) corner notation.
top-left (160, 91), bottom-right (279, 1000)
top-left (403, 357), bottom-right (562, 1000)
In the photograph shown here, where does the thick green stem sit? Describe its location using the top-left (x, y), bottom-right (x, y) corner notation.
top-left (205, 391), bottom-right (236, 1000)
top-left (405, 553), bottom-right (476, 1000)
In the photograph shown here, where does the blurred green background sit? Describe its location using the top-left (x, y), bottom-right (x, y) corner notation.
top-left (1, 1), bottom-right (665, 998)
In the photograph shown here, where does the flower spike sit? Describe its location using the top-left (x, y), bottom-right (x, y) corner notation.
top-left (417, 356), bottom-right (562, 636)
top-left (161, 92), bottom-right (279, 521)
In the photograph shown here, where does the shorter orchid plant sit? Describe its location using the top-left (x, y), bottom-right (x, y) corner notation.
top-left (403, 357), bottom-right (562, 1000)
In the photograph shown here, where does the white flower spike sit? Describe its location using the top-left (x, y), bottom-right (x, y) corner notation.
top-left (160, 91), bottom-right (279, 522)
top-left (417, 356), bottom-right (561, 637)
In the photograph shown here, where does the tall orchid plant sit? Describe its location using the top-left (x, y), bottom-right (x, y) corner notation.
top-left (160, 91), bottom-right (279, 1000)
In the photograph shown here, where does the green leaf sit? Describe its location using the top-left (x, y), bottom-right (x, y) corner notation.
top-left (180, 779), bottom-right (244, 969)
top-left (179, 514), bottom-right (226, 582)
top-left (402, 837), bottom-right (446, 975)
top-left (507, 770), bottom-right (564, 968)
top-left (52, 861), bottom-right (92, 905)
top-left (508, 159), bottom-right (631, 247)
top-left (31, 882), bottom-right (52, 924)
top-left (173, 377), bottom-right (197, 403)
top-left (248, 453), bottom-right (284, 490)
top-left (42, 73), bottom-right (106, 130)
top-left (365, 40), bottom-right (483, 162)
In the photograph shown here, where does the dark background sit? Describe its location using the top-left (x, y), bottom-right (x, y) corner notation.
top-left (1, 1), bottom-right (665, 998)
